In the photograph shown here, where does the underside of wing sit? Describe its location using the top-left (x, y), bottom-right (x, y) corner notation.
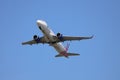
top-left (22, 36), bottom-right (48, 45)
top-left (62, 36), bottom-right (93, 41)
top-left (53, 35), bottom-right (93, 43)
top-left (22, 40), bottom-right (36, 45)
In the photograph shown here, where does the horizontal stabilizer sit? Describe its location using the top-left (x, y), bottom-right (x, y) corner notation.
top-left (55, 53), bottom-right (80, 57)
top-left (67, 53), bottom-right (80, 56)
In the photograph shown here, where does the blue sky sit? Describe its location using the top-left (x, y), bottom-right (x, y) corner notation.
top-left (0, 0), bottom-right (120, 80)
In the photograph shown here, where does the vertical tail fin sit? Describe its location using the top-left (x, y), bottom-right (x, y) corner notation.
top-left (65, 43), bottom-right (70, 51)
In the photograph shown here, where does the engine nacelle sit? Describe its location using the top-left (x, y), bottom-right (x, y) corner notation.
top-left (56, 33), bottom-right (63, 41)
top-left (33, 35), bottom-right (38, 40)
top-left (57, 33), bottom-right (61, 37)
top-left (33, 35), bottom-right (41, 43)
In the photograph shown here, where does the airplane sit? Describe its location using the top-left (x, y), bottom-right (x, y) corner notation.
top-left (22, 20), bottom-right (93, 58)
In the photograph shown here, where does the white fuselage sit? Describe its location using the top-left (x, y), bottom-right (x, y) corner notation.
top-left (37, 20), bottom-right (66, 53)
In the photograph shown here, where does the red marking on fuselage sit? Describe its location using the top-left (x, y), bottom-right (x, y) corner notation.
top-left (60, 51), bottom-right (68, 57)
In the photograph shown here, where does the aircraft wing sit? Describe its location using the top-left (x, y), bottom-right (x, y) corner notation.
top-left (22, 35), bottom-right (93, 45)
top-left (22, 36), bottom-right (47, 45)
top-left (63, 36), bottom-right (93, 41)
top-left (22, 40), bottom-right (36, 45)
top-left (54, 35), bottom-right (93, 42)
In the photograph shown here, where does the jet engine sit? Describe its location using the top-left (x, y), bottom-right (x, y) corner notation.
top-left (33, 35), bottom-right (38, 40)
top-left (57, 32), bottom-right (61, 37)
top-left (56, 33), bottom-right (63, 41)
top-left (33, 35), bottom-right (40, 43)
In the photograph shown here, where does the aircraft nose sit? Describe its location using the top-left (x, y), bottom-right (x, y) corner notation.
top-left (37, 20), bottom-right (47, 26)
top-left (37, 20), bottom-right (41, 25)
